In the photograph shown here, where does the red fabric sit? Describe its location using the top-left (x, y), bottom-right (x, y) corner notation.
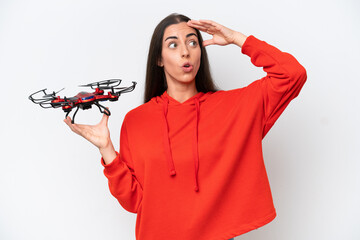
top-left (101, 35), bottom-right (307, 240)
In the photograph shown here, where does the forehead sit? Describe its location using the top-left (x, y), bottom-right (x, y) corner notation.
top-left (163, 22), bottom-right (197, 40)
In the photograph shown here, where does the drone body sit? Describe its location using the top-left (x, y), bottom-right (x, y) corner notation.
top-left (29, 79), bottom-right (136, 123)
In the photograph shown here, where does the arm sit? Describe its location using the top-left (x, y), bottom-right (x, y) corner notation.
top-left (241, 35), bottom-right (307, 136)
top-left (101, 118), bottom-right (143, 213)
top-left (188, 19), bottom-right (307, 136)
top-left (64, 114), bottom-right (143, 213)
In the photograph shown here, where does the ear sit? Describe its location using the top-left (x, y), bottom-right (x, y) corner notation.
top-left (157, 58), bottom-right (164, 67)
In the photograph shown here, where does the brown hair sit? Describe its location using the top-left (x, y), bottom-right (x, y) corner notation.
top-left (143, 13), bottom-right (218, 103)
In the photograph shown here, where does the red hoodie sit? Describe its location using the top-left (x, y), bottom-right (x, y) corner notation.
top-left (101, 35), bottom-right (307, 240)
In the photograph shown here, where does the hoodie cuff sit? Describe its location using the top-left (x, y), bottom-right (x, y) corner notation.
top-left (241, 35), bottom-right (259, 55)
top-left (101, 151), bottom-right (120, 168)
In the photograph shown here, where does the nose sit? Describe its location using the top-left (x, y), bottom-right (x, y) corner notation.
top-left (181, 44), bottom-right (190, 58)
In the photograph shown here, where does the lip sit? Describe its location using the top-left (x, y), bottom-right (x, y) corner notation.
top-left (181, 62), bottom-right (193, 73)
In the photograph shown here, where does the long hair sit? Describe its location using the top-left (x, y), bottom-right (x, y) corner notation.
top-left (143, 13), bottom-right (218, 103)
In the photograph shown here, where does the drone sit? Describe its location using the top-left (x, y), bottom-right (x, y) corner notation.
top-left (29, 79), bottom-right (137, 123)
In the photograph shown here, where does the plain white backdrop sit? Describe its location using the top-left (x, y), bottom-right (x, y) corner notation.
top-left (0, 0), bottom-right (359, 239)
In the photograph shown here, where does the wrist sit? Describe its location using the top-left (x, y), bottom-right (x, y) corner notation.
top-left (233, 31), bottom-right (248, 48)
top-left (99, 141), bottom-right (117, 165)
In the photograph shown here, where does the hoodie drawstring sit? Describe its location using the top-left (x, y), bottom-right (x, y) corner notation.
top-left (162, 95), bottom-right (201, 192)
top-left (193, 97), bottom-right (200, 192)
top-left (162, 97), bottom-right (176, 176)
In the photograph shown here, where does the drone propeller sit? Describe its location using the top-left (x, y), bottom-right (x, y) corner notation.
top-left (39, 102), bottom-right (62, 108)
top-left (97, 86), bottom-right (127, 90)
top-left (42, 88), bottom-right (65, 98)
top-left (113, 81), bottom-right (137, 95)
top-left (79, 79), bottom-right (122, 89)
top-left (29, 88), bottom-right (65, 104)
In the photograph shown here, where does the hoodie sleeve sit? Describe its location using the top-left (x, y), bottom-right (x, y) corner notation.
top-left (101, 117), bottom-right (143, 213)
top-left (241, 35), bottom-right (307, 137)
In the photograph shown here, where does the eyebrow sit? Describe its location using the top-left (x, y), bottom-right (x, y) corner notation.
top-left (165, 33), bottom-right (197, 42)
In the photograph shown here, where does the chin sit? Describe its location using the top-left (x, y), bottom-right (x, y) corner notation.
top-left (180, 78), bottom-right (196, 85)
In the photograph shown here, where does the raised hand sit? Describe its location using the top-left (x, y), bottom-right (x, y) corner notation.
top-left (187, 19), bottom-right (247, 48)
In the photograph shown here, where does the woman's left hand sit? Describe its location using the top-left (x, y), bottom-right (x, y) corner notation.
top-left (187, 19), bottom-right (247, 48)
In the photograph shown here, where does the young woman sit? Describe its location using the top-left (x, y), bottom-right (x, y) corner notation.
top-left (64, 13), bottom-right (307, 240)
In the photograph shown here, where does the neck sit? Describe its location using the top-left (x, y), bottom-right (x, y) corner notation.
top-left (166, 81), bottom-right (198, 103)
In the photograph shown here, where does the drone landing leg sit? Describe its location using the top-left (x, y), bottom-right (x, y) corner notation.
top-left (94, 102), bottom-right (111, 116)
top-left (65, 111), bottom-right (71, 118)
top-left (71, 106), bottom-right (80, 124)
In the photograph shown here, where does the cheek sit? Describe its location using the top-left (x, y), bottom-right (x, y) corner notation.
top-left (194, 49), bottom-right (201, 67)
top-left (162, 51), bottom-right (177, 68)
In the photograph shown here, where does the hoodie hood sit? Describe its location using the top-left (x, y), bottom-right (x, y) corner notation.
top-left (151, 90), bottom-right (212, 192)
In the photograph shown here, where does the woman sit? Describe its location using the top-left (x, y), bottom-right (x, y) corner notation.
top-left (65, 13), bottom-right (307, 240)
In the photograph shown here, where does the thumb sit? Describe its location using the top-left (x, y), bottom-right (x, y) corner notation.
top-left (100, 112), bottom-right (110, 126)
top-left (202, 39), bottom-right (214, 47)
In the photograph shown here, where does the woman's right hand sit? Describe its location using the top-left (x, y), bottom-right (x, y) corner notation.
top-left (64, 113), bottom-right (111, 149)
top-left (64, 113), bottom-right (117, 164)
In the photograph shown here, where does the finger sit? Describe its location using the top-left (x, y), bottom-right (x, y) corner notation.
top-left (192, 24), bottom-right (218, 35)
top-left (198, 21), bottom-right (215, 28)
top-left (100, 112), bottom-right (109, 126)
top-left (187, 19), bottom-right (202, 25)
top-left (189, 24), bottom-right (216, 35)
top-left (187, 21), bottom-right (208, 32)
top-left (199, 20), bottom-right (223, 32)
top-left (199, 19), bottom-right (219, 28)
top-left (188, 20), bottom-right (216, 30)
top-left (64, 116), bottom-right (84, 135)
top-left (64, 117), bottom-right (73, 127)
top-left (198, 19), bottom-right (215, 25)
top-left (188, 20), bottom-right (213, 30)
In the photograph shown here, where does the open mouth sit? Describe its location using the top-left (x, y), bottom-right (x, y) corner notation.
top-left (182, 63), bottom-right (193, 72)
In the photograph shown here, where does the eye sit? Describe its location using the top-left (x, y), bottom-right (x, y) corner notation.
top-left (189, 40), bottom-right (198, 47)
top-left (168, 42), bottom-right (177, 49)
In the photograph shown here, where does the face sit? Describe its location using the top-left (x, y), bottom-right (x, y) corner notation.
top-left (159, 22), bottom-right (201, 88)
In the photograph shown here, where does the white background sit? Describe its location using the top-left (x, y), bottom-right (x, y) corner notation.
top-left (0, 0), bottom-right (359, 239)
